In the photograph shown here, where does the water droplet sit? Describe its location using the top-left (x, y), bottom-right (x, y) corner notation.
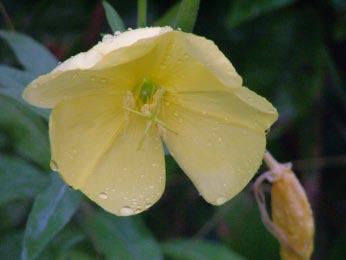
top-left (178, 118), bottom-right (183, 123)
top-left (119, 206), bottom-right (134, 216)
top-left (98, 192), bottom-right (108, 200)
top-left (123, 167), bottom-right (128, 171)
top-left (32, 83), bottom-right (38, 89)
top-left (218, 137), bottom-right (223, 142)
top-left (173, 112), bottom-right (179, 117)
top-left (149, 185), bottom-right (154, 189)
top-left (215, 196), bottom-right (227, 205)
top-left (50, 160), bottom-right (59, 171)
top-left (135, 208), bottom-right (142, 214)
top-left (145, 203), bottom-right (152, 209)
top-left (128, 27), bottom-right (133, 31)
top-left (151, 163), bottom-right (157, 167)
top-left (265, 128), bottom-right (271, 135)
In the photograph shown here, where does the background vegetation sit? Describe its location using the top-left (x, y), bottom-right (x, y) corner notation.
top-left (0, 0), bottom-right (345, 259)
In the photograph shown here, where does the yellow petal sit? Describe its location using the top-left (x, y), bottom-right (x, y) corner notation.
top-left (177, 31), bottom-right (243, 89)
top-left (162, 90), bottom-right (277, 205)
top-left (132, 31), bottom-right (241, 93)
top-left (23, 27), bottom-right (173, 108)
top-left (50, 96), bottom-right (165, 216)
top-left (56, 27), bottom-right (172, 71)
top-left (23, 61), bottom-right (136, 108)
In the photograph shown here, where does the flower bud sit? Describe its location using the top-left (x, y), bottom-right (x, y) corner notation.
top-left (271, 169), bottom-right (314, 260)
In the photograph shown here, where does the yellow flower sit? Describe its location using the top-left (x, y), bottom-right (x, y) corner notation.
top-left (23, 27), bottom-right (278, 216)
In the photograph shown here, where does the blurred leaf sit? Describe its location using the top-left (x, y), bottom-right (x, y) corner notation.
top-left (0, 155), bottom-right (48, 206)
top-left (0, 30), bottom-right (57, 76)
top-left (162, 239), bottom-right (246, 260)
top-left (221, 192), bottom-right (279, 260)
top-left (37, 223), bottom-right (87, 260)
top-left (228, 6), bottom-right (325, 127)
top-left (0, 201), bottom-right (31, 232)
top-left (0, 95), bottom-right (50, 166)
top-left (174, 0), bottom-right (200, 32)
top-left (83, 210), bottom-right (162, 260)
top-left (56, 250), bottom-right (96, 260)
top-left (0, 231), bottom-right (23, 260)
top-left (0, 65), bottom-right (49, 118)
top-left (155, 2), bottom-right (180, 27)
top-left (329, 234), bottom-right (346, 259)
top-left (102, 1), bottom-right (126, 32)
top-left (332, 0), bottom-right (346, 40)
top-left (228, 0), bottom-right (296, 28)
top-left (22, 173), bottom-right (82, 260)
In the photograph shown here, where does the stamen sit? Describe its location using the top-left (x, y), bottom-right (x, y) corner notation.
top-left (122, 82), bottom-right (178, 149)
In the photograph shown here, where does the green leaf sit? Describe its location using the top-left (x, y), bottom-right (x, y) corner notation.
top-left (83, 210), bottom-right (162, 260)
top-left (0, 65), bottom-right (49, 119)
top-left (0, 30), bottom-right (57, 76)
top-left (0, 231), bottom-right (23, 260)
top-left (174, 0), bottom-right (200, 32)
top-left (227, 6), bottom-right (325, 128)
top-left (0, 155), bottom-right (48, 206)
top-left (0, 95), bottom-right (50, 166)
top-left (137, 0), bottom-right (147, 28)
top-left (162, 239), bottom-right (246, 260)
top-left (155, 1), bottom-right (181, 27)
top-left (38, 223), bottom-right (87, 260)
top-left (102, 1), bottom-right (126, 33)
top-left (222, 193), bottom-right (279, 260)
top-left (228, 0), bottom-right (296, 28)
top-left (22, 173), bottom-right (82, 260)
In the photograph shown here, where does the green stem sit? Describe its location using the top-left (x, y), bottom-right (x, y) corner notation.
top-left (137, 0), bottom-right (147, 28)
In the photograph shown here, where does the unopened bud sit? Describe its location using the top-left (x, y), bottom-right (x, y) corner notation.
top-left (254, 151), bottom-right (314, 260)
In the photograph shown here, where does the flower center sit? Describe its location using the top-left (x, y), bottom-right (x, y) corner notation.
top-left (123, 78), bottom-right (177, 149)
top-left (135, 78), bottom-right (159, 108)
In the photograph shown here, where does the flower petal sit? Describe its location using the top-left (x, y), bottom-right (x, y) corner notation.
top-left (56, 27), bottom-right (172, 71)
top-left (147, 31), bottom-right (242, 92)
top-left (23, 27), bottom-right (173, 109)
top-left (50, 96), bottom-right (165, 216)
top-left (23, 62), bottom-right (136, 108)
top-left (162, 90), bottom-right (277, 205)
top-left (177, 31), bottom-right (243, 89)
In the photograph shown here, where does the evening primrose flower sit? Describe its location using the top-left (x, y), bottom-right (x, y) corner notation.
top-left (23, 27), bottom-right (278, 216)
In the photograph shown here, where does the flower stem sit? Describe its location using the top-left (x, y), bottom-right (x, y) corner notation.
top-left (137, 0), bottom-right (147, 28)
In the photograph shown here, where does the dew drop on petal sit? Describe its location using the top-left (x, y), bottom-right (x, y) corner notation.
top-left (215, 197), bottom-right (227, 205)
top-left (135, 208), bottom-right (142, 214)
top-left (265, 128), bottom-right (271, 135)
top-left (119, 206), bottom-right (134, 216)
top-left (50, 160), bottom-right (59, 171)
top-left (98, 192), bottom-right (108, 200)
top-left (145, 203), bottom-right (152, 209)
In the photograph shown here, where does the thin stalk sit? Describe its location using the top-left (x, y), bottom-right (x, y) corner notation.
top-left (137, 0), bottom-right (147, 28)
top-left (0, 1), bottom-right (15, 30)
